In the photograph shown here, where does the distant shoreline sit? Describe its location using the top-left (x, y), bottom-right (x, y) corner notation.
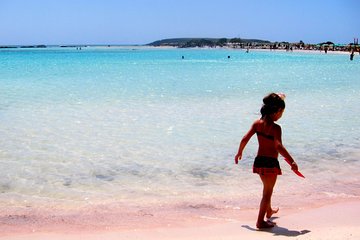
top-left (146, 37), bottom-right (359, 53)
top-left (0, 44), bottom-right (356, 56)
top-left (1, 36), bottom-right (359, 52)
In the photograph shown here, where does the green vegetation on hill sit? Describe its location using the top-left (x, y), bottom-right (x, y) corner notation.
top-left (147, 38), bottom-right (271, 48)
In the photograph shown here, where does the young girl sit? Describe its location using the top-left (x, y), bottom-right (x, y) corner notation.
top-left (234, 93), bottom-right (298, 229)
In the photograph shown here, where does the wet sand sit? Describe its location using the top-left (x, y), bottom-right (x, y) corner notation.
top-left (1, 200), bottom-right (359, 240)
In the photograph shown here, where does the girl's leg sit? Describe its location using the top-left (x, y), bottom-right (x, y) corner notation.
top-left (266, 204), bottom-right (279, 219)
top-left (266, 192), bottom-right (279, 219)
top-left (257, 174), bottom-right (277, 228)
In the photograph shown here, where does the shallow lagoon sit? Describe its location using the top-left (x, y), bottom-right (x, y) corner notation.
top-left (0, 47), bottom-right (359, 214)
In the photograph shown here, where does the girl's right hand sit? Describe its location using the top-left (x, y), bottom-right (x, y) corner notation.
top-left (234, 153), bottom-right (242, 164)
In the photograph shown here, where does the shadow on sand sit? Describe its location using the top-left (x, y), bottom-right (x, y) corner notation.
top-left (242, 223), bottom-right (311, 237)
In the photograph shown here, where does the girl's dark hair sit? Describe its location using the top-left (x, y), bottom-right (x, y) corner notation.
top-left (260, 93), bottom-right (285, 119)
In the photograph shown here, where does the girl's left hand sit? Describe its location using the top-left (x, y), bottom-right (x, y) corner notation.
top-left (291, 162), bottom-right (298, 171)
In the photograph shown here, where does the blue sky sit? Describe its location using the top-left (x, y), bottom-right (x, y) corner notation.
top-left (0, 0), bottom-right (359, 45)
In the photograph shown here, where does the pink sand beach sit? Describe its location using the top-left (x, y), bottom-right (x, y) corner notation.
top-left (1, 200), bottom-right (359, 240)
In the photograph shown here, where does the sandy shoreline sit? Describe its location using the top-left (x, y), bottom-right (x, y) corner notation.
top-left (1, 200), bottom-right (359, 240)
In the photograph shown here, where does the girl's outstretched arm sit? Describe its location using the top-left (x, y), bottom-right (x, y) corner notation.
top-left (235, 121), bottom-right (257, 164)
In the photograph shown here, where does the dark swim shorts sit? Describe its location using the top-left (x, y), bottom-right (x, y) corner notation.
top-left (253, 156), bottom-right (282, 175)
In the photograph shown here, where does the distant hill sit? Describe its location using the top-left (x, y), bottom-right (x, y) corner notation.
top-left (147, 38), bottom-right (271, 48)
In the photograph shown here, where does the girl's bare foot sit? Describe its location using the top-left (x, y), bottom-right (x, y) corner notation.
top-left (256, 220), bottom-right (275, 229)
top-left (266, 207), bottom-right (279, 219)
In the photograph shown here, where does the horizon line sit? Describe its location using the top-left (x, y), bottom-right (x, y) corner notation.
top-left (1, 37), bottom-right (357, 47)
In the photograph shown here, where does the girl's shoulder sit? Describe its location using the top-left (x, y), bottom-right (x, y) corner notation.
top-left (253, 119), bottom-right (264, 125)
top-left (273, 122), bottom-right (282, 129)
top-left (253, 119), bottom-right (281, 133)
top-left (252, 119), bottom-right (263, 129)
top-left (272, 122), bottom-right (282, 134)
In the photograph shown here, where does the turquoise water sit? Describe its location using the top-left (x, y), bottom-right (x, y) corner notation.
top-left (0, 47), bottom-right (360, 212)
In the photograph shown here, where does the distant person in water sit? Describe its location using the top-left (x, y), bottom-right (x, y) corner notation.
top-left (350, 49), bottom-right (355, 61)
top-left (234, 93), bottom-right (299, 229)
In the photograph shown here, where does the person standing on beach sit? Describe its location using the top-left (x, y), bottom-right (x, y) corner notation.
top-left (234, 93), bottom-right (299, 229)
